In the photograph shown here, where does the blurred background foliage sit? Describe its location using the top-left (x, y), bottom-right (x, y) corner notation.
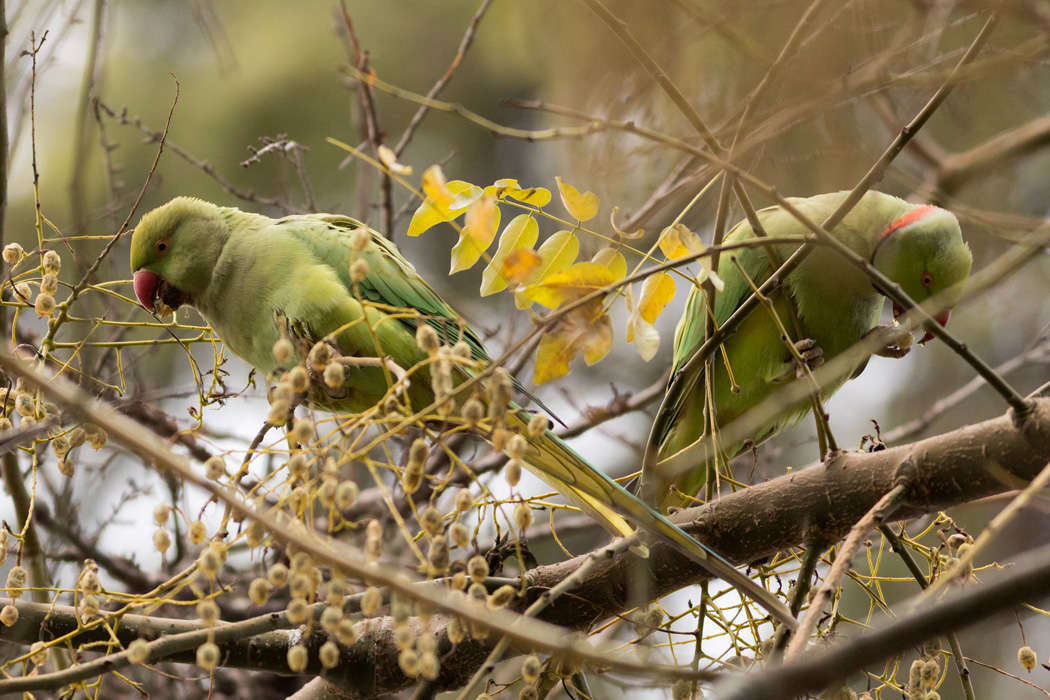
top-left (4, 0), bottom-right (1050, 697)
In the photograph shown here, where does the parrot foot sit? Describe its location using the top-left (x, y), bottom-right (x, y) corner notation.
top-left (867, 324), bottom-right (913, 359)
top-left (772, 339), bottom-right (824, 382)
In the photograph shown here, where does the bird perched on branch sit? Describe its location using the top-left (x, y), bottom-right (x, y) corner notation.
top-left (129, 196), bottom-right (795, 628)
top-left (638, 190), bottom-right (973, 511)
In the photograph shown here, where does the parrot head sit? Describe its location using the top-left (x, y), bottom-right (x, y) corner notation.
top-left (872, 204), bottom-right (973, 344)
top-left (130, 197), bottom-right (229, 316)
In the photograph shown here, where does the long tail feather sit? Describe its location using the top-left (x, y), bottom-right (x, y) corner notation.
top-left (505, 412), bottom-right (796, 629)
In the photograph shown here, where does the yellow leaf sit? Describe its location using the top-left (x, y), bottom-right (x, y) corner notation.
top-left (555, 176), bottom-right (599, 222)
top-left (534, 299), bottom-right (612, 384)
top-left (610, 206), bottom-right (644, 240)
top-left (638, 271), bottom-right (676, 325)
top-left (592, 247), bottom-right (627, 281)
top-left (624, 285), bottom-right (660, 361)
top-left (480, 215), bottom-right (539, 296)
top-left (523, 262), bottom-right (616, 310)
top-left (422, 165), bottom-right (454, 206)
top-left (514, 231), bottom-right (579, 309)
top-left (503, 249), bottom-right (542, 285)
top-left (377, 145), bottom-right (412, 175)
top-left (495, 179), bottom-right (552, 207)
top-left (658, 223), bottom-right (705, 260)
top-left (407, 180), bottom-right (477, 237)
top-left (448, 184), bottom-right (486, 213)
top-left (450, 195), bottom-right (500, 273)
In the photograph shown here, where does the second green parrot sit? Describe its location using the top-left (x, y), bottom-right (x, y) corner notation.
top-left (130, 197), bottom-right (795, 627)
top-left (638, 190), bottom-right (973, 511)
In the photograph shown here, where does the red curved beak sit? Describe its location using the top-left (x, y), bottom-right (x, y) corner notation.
top-left (133, 269), bottom-right (160, 311)
top-left (919, 309), bottom-right (951, 345)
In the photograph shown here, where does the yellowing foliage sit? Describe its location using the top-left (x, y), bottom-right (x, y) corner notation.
top-left (480, 215), bottom-right (539, 296)
top-left (502, 249), bottom-right (542, 285)
top-left (658, 223), bottom-right (705, 260)
top-left (592, 247), bottom-right (627, 281)
top-left (407, 178), bottom-right (478, 237)
top-left (495, 179), bottom-right (552, 207)
top-left (534, 298), bottom-right (612, 384)
top-left (523, 262), bottom-right (616, 310)
top-left (625, 285), bottom-right (661, 361)
top-left (451, 194), bottom-right (500, 273)
top-left (514, 230), bottom-right (580, 309)
top-left (638, 272), bottom-right (676, 324)
top-left (555, 176), bottom-right (599, 222)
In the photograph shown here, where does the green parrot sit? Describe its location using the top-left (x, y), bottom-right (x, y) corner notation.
top-left (129, 197), bottom-right (795, 627)
top-left (638, 190), bottom-right (973, 511)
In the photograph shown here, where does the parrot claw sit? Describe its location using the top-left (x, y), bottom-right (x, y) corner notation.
top-left (866, 324), bottom-right (913, 359)
top-left (770, 339), bottom-right (824, 382)
top-left (792, 338), bottom-right (825, 380)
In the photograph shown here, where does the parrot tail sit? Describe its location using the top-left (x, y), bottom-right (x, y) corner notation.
top-left (503, 411), bottom-right (796, 630)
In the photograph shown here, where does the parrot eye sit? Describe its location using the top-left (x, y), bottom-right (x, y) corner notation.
top-left (920, 271), bottom-right (934, 289)
top-left (155, 238), bottom-right (170, 256)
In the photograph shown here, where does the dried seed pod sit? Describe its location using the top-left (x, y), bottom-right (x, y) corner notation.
top-left (188, 520), bottom-right (206, 545)
top-left (487, 584), bottom-right (516, 610)
top-left (428, 535), bottom-right (449, 571)
top-left (506, 434), bottom-right (528, 460)
top-left (335, 480), bottom-right (359, 509)
top-left (398, 649), bottom-right (419, 677)
top-left (320, 605), bottom-right (343, 632)
top-left (419, 506), bottom-right (443, 537)
top-left (921, 658), bottom-right (940, 688)
top-left (196, 642), bottom-right (220, 670)
top-left (452, 341), bottom-right (472, 361)
top-left (41, 250), bottom-right (61, 274)
top-left (323, 362), bottom-right (345, 388)
top-left (128, 639), bottom-right (150, 665)
top-left (419, 651), bottom-right (440, 680)
top-left (505, 459), bottom-right (522, 487)
top-left (153, 504), bottom-right (170, 526)
top-left (152, 528), bottom-right (171, 554)
top-left (361, 586), bottom-right (382, 616)
top-left (267, 400), bottom-right (290, 427)
top-left (287, 644), bottom-right (308, 672)
top-left (198, 548), bottom-right (222, 579)
top-left (197, 599), bottom-right (220, 626)
top-left (454, 489), bottom-right (473, 513)
top-left (336, 619), bottom-right (357, 645)
top-left (0, 604), bottom-right (17, 627)
top-left (450, 522), bottom-right (470, 549)
top-left (2, 243), bottom-right (22, 264)
top-left (350, 258), bottom-right (370, 282)
top-left (309, 342), bottom-right (332, 369)
top-left (272, 337), bottom-right (294, 364)
top-left (485, 368), bottom-right (513, 418)
top-left (467, 555), bottom-right (489, 583)
top-left (416, 324), bottom-right (440, 355)
top-left (288, 366), bottom-right (309, 394)
top-left (351, 228), bottom-right (371, 251)
top-left (461, 398), bottom-right (484, 425)
top-left (526, 413), bottom-right (548, 437)
top-left (40, 273), bottom-right (58, 295)
top-left (319, 640), bottom-right (340, 669)
top-left (286, 598), bottom-right (308, 625)
top-left (249, 578), bottom-right (271, 605)
top-left (290, 418), bottom-right (314, 445)
top-left (7, 566), bottom-right (28, 600)
top-left (34, 293), bottom-right (55, 317)
top-left (57, 459), bottom-right (74, 477)
top-left (1018, 645), bottom-right (1037, 672)
top-left (513, 502), bottom-right (534, 531)
top-left (394, 624), bottom-right (415, 651)
top-left (205, 455), bottom-right (226, 481)
top-left (447, 616), bottom-right (466, 644)
top-left (83, 423), bottom-right (107, 449)
top-left (521, 655), bottom-right (542, 684)
top-left (519, 686), bottom-right (538, 700)
top-left (245, 520), bottom-right (266, 548)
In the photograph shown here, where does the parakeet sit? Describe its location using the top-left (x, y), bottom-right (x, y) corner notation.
top-left (129, 197), bottom-right (795, 627)
top-left (638, 191), bottom-right (973, 511)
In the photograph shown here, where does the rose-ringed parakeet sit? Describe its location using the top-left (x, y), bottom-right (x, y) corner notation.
top-left (638, 190), bottom-right (973, 511)
top-left (129, 197), bottom-right (795, 627)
